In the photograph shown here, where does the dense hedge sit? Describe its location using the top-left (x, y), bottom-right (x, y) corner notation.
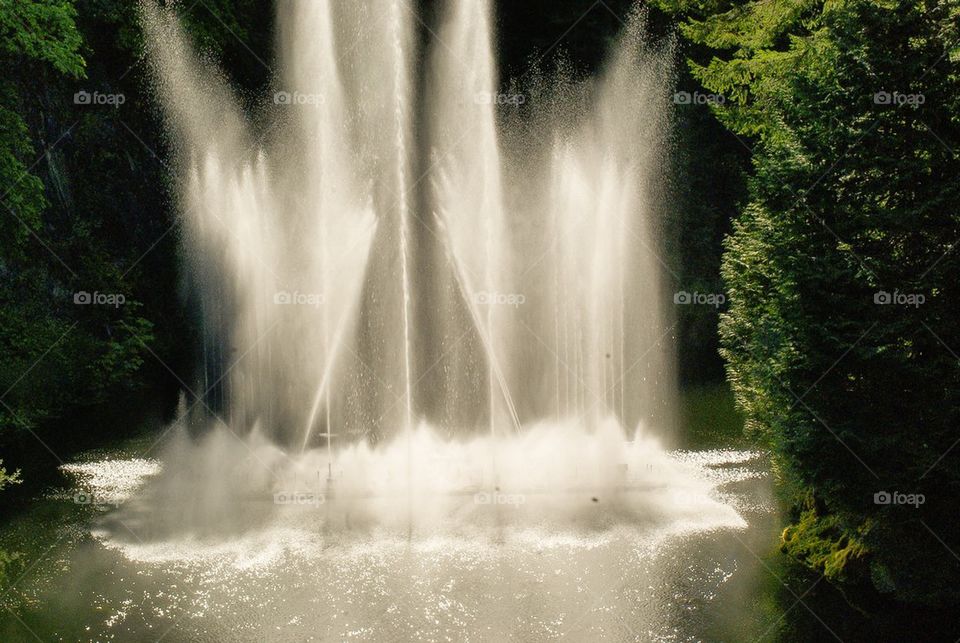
top-left (653, 0), bottom-right (960, 606)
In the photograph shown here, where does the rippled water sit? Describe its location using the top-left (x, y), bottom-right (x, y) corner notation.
top-left (0, 446), bottom-right (775, 642)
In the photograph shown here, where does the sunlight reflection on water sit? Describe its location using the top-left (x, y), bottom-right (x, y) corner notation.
top-left (33, 448), bottom-right (774, 641)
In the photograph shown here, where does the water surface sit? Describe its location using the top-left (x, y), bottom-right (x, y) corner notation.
top-left (1, 440), bottom-right (776, 642)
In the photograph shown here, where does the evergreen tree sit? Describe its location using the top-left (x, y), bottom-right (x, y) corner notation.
top-left (657, 0), bottom-right (960, 605)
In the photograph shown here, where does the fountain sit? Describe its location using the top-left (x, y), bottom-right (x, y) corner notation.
top-left (136, 0), bottom-right (715, 533)
top-left (0, 5), bottom-right (776, 639)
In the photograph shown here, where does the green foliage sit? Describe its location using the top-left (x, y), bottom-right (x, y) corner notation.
top-left (0, 459), bottom-right (20, 584)
top-left (0, 93), bottom-right (45, 248)
top-left (0, 0), bottom-right (84, 75)
top-left (682, 0), bottom-right (818, 52)
top-left (781, 499), bottom-right (870, 583)
top-left (0, 458), bottom-right (20, 491)
top-left (659, 0), bottom-right (960, 606)
top-left (0, 547), bottom-right (16, 588)
top-left (0, 0), bottom-right (158, 487)
top-left (0, 0), bottom-right (83, 250)
top-left (678, 383), bottom-right (751, 449)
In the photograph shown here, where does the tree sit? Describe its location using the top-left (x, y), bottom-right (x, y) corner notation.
top-left (657, 0), bottom-right (960, 606)
top-left (0, 0), bottom-right (84, 247)
top-left (0, 0), bottom-right (156, 489)
top-left (0, 0), bottom-right (281, 498)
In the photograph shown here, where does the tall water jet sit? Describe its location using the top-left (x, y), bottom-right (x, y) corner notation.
top-left (427, 4), bottom-right (675, 438)
top-left (142, 0), bottom-right (678, 517)
top-left (272, 0), bottom-right (377, 452)
top-left (142, 1), bottom-right (377, 445)
top-left (389, 0), bottom-right (416, 436)
top-left (428, 0), bottom-right (521, 439)
top-left (497, 8), bottom-right (676, 437)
